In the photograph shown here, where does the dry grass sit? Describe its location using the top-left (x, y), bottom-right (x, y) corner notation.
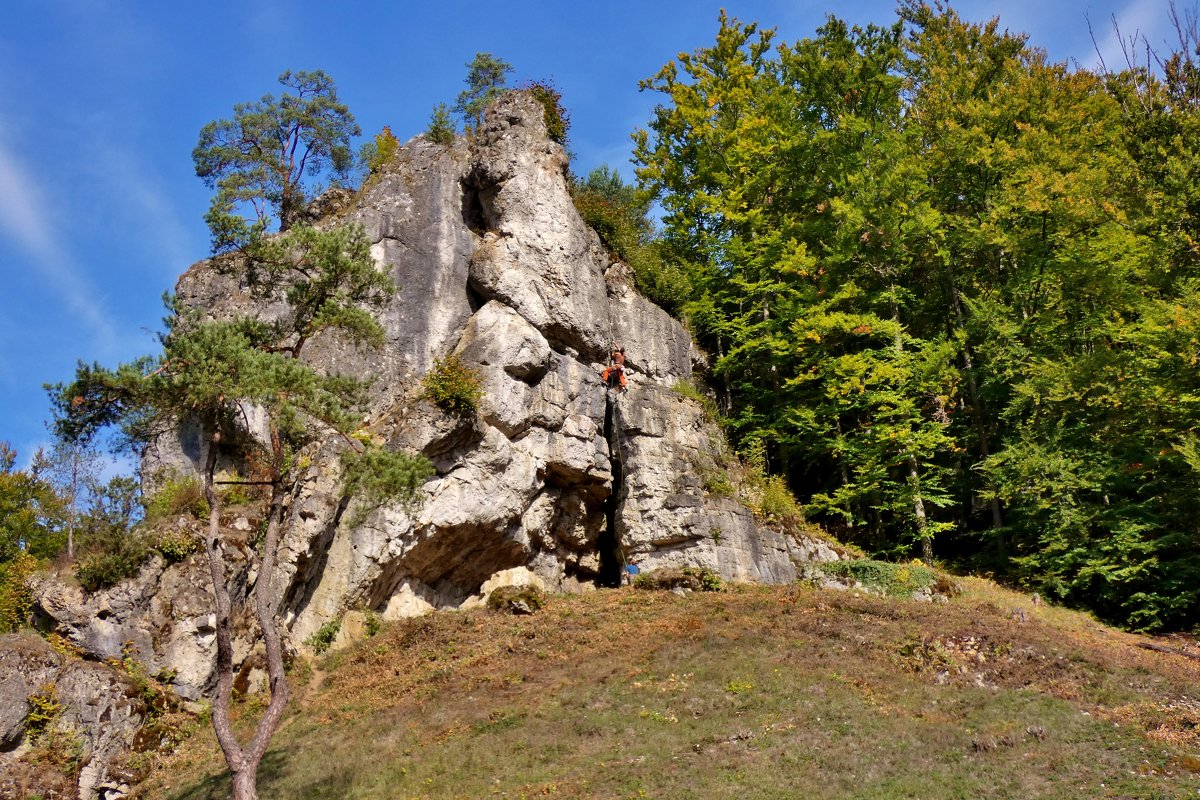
top-left (137, 579), bottom-right (1200, 800)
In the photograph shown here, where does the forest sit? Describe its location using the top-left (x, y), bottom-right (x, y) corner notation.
top-left (575, 2), bottom-right (1200, 631)
top-left (4, 2), bottom-right (1200, 635)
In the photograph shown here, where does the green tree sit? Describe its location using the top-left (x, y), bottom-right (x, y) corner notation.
top-left (569, 166), bottom-right (690, 312)
top-left (31, 439), bottom-right (103, 561)
top-left (73, 475), bottom-right (147, 593)
top-left (359, 125), bottom-right (400, 175)
top-left (425, 103), bottom-right (456, 145)
top-left (632, 3), bottom-right (1200, 629)
top-left (50, 222), bottom-right (432, 800)
top-left (633, 11), bottom-right (956, 555)
top-left (0, 442), bottom-right (64, 564)
top-left (0, 443), bottom-right (64, 632)
top-left (454, 52), bottom-right (513, 129)
top-left (194, 70), bottom-right (360, 249)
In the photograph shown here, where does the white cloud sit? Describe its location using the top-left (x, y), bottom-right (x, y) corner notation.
top-left (0, 138), bottom-right (119, 350)
top-left (1091, 0), bottom-right (1178, 72)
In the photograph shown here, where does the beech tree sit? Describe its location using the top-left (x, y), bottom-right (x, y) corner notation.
top-left (194, 70), bottom-right (360, 249)
top-left (50, 222), bottom-right (432, 800)
top-left (633, 4), bottom-right (1200, 629)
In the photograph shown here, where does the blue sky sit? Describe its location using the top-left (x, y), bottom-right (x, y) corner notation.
top-left (0, 0), bottom-right (1178, 470)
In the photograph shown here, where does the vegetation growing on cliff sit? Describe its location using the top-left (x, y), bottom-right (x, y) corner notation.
top-left (195, 69), bottom-right (360, 248)
top-left (454, 52), bottom-right (514, 131)
top-left (50, 74), bottom-right (435, 795)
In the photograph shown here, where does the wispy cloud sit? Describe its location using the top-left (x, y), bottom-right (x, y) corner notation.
top-left (0, 138), bottom-right (119, 350)
top-left (1090, 0), bottom-right (1177, 72)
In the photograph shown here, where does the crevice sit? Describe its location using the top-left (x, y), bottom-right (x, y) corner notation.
top-left (597, 391), bottom-right (624, 587)
top-left (460, 168), bottom-right (500, 234)
top-left (465, 280), bottom-right (486, 313)
top-left (460, 179), bottom-right (488, 234)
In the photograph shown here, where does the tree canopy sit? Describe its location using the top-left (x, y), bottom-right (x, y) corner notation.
top-left (454, 52), bottom-right (514, 129)
top-left (194, 69), bottom-right (360, 250)
top-left (633, 4), bottom-right (1200, 631)
top-left (50, 218), bottom-right (431, 799)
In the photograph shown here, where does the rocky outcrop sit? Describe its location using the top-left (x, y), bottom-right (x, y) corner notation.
top-left (33, 550), bottom-right (226, 703)
top-left (0, 634), bottom-right (150, 800)
top-left (34, 91), bottom-right (837, 703)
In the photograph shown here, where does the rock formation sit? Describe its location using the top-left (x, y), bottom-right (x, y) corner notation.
top-left (0, 633), bottom-right (150, 800)
top-left (32, 92), bottom-right (837, 709)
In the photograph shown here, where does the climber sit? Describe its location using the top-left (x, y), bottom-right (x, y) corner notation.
top-left (600, 345), bottom-right (628, 392)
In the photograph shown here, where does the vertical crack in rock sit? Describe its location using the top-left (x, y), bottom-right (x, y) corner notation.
top-left (598, 391), bottom-right (624, 587)
top-left (460, 168), bottom-right (500, 234)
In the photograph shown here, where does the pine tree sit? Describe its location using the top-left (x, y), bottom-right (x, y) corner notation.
top-left (194, 70), bottom-right (360, 249)
top-left (50, 222), bottom-right (431, 800)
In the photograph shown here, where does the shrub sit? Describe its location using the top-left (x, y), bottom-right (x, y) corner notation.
top-left (569, 166), bottom-right (691, 315)
top-left (672, 379), bottom-right (721, 422)
top-left (521, 81), bottom-right (570, 146)
top-left (75, 511), bottom-right (152, 593)
top-left (421, 354), bottom-right (483, 414)
top-left (694, 455), bottom-right (735, 498)
top-left (755, 474), bottom-right (804, 522)
top-left (739, 441), bottom-right (804, 523)
top-left (688, 566), bottom-right (723, 592)
top-left (487, 584), bottom-right (546, 614)
top-left (426, 104), bottom-right (456, 145)
top-left (219, 482), bottom-right (255, 507)
top-left (155, 529), bottom-right (200, 563)
top-left (0, 551), bottom-right (37, 632)
top-left (144, 475), bottom-right (209, 522)
top-left (634, 566), bottom-right (722, 592)
top-left (305, 618), bottom-right (341, 655)
top-left (75, 538), bottom-right (150, 593)
top-left (25, 684), bottom-right (62, 741)
top-left (25, 684), bottom-right (85, 779)
top-left (361, 125), bottom-right (400, 173)
top-left (819, 558), bottom-right (939, 597)
top-left (364, 610), bottom-right (382, 637)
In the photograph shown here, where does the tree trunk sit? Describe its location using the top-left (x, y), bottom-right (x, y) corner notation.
top-left (231, 768), bottom-right (259, 800)
top-left (891, 290), bottom-right (933, 562)
top-left (203, 425), bottom-right (294, 800)
top-left (66, 455), bottom-right (78, 561)
top-left (201, 431), bottom-right (248, 788)
top-left (949, 279), bottom-right (1004, 531)
top-left (835, 418), bottom-right (855, 533)
top-left (909, 454), bottom-right (932, 563)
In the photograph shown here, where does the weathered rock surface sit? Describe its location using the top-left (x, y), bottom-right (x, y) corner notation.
top-left (34, 91), bottom-right (838, 709)
top-left (0, 634), bottom-right (150, 800)
top-left (33, 552), bottom-right (222, 703)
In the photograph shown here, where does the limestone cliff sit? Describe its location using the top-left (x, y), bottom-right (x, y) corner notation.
top-left (32, 92), bottom-right (837, 707)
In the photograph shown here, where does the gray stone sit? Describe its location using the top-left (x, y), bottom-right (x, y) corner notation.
top-left (0, 634), bottom-right (149, 800)
top-left (0, 634), bottom-right (62, 749)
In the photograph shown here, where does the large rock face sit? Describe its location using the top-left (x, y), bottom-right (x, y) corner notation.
top-left (35, 92), bottom-right (837, 702)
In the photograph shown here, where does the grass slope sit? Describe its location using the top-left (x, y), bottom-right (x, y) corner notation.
top-left (139, 579), bottom-right (1200, 799)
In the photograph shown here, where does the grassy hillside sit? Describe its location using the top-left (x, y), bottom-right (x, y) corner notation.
top-left (137, 578), bottom-right (1200, 799)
